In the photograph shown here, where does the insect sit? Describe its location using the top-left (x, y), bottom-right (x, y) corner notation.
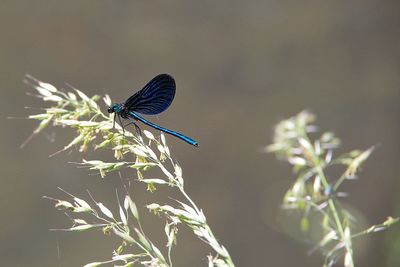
top-left (107, 74), bottom-right (198, 147)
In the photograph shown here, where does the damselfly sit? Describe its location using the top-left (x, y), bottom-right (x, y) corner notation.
top-left (108, 74), bottom-right (198, 147)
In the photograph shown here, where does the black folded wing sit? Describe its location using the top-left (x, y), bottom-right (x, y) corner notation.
top-left (124, 74), bottom-right (176, 115)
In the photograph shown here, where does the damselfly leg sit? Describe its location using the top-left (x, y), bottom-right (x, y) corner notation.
top-left (124, 121), bottom-right (142, 137)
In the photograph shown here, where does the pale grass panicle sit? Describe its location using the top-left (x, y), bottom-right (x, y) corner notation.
top-left (25, 76), bottom-right (234, 267)
top-left (267, 110), bottom-right (398, 267)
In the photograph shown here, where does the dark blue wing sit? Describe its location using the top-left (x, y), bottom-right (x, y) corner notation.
top-left (124, 74), bottom-right (176, 115)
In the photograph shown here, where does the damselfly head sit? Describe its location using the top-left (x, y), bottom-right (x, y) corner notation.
top-left (107, 103), bottom-right (121, 114)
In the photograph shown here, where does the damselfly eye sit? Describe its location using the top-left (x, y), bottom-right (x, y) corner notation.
top-left (107, 107), bottom-right (114, 113)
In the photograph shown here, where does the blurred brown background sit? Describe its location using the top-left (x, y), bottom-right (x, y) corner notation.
top-left (1, 0), bottom-right (399, 266)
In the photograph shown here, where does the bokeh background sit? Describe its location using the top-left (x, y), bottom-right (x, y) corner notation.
top-left (1, 1), bottom-right (399, 266)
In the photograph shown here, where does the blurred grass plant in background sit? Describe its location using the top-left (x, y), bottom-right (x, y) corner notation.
top-left (267, 111), bottom-right (398, 267)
